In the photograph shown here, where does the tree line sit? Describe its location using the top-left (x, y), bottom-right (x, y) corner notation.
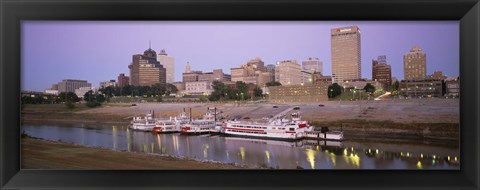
top-left (208, 81), bottom-right (263, 101)
top-left (21, 83), bottom-right (178, 106)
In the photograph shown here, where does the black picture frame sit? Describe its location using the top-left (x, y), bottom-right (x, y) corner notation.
top-left (1, 0), bottom-right (479, 189)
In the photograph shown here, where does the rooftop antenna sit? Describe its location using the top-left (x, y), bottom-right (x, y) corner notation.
top-left (149, 40), bottom-right (151, 49)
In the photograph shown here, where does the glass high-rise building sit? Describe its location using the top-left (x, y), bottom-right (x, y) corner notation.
top-left (331, 26), bottom-right (361, 85)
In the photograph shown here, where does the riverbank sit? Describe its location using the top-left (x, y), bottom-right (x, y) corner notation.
top-left (21, 99), bottom-right (459, 141)
top-left (21, 138), bottom-right (246, 169)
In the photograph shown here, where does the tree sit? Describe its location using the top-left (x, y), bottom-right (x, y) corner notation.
top-left (122, 85), bottom-right (132, 96)
top-left (96, 94), bottom-right (106, 103)
top-left (83, 90), bottom-right (95, 102)
top-left (266, 81), bottom-right (282, 87)
top-left (58, 92), bottom-right (80, 103)
top-left (166, 83), bottom-right (178, 94)
top-left (328, 83), bottom-right (342, 98)
top-left (390, 81), bottom-right (399, 92)
top-left (209, 81), bottom-right (227, 101)
top-left (236, 81), bottom-right (249, 100)
top-left (254, 87), bottom-right (263, 97)
top-left (99, 86), bottom-right (116, 98)
top-left (364, 83), bottom-right (376, 94)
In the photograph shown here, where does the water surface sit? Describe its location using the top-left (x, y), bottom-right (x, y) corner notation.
top-left (21, 122), bottom-right (460, 169)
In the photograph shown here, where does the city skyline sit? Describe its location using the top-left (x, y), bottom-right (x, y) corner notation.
top-left (22, 21), bottom-right (459, 92)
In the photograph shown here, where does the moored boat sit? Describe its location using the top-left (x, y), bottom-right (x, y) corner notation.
top-left (152, 119), bottom-right (179, 133)
top-left (151, 111), bottom-right (190, 133)
top-left (223, 112), bottom-right (314, 141)
top-left (180, 111), bottom-right (216, 135)
top-left (129, 113), bottom-right (156, 131)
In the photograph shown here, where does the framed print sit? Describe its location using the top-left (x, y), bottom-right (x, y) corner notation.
top-left (1, 0), bottom-right (479, 189)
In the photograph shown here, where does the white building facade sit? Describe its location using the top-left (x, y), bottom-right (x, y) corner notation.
top-left (184, 81), bottom-right (212, 96)
top-left (275, 60), bottom-right (302, 86)
top-left (157, 49), bottom-right (175, 84)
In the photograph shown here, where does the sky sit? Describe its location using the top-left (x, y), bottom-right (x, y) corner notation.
top-left (22, 21), bottom-right (459, 92)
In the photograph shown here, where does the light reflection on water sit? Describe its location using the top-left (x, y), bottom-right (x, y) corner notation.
top-left (21, 123), bottom-right (460, 169)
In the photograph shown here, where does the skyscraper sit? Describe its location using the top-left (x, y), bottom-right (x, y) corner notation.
top-left (372, 55), bottom-right (392, 89)
top-left (404, 46), bottom-right (427, 80)
top-left (302, 57), bottom-right (323, 74)
top-left (331, 26), bottom-right (361, 85)
top-left (128, 46), bottom-right (166, 86)
top-left (157, 49), bottom-right (175, 84)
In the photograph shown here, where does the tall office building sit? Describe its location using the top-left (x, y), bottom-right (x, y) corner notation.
top-left (331, 26), bottom-right (361, 85)
top-left (157, 49), bottom-right (175, 84)
top-left (404, 46), bottom-right (427, 80)
top-left (302, 57), bottom-right (323, 74)
top-left (275, 60), bottom-right (301, 86)
top-left (372, 55), bottom-right (392, 89)
top-left (128, 46), bottom-right (167, 86)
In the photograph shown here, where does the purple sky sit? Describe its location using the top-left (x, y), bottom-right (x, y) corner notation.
top-left (22, 21), bottom-right (459, 92)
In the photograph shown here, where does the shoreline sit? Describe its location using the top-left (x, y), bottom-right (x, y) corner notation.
top-left (21, 116), bottom-right (459, 142)
top-left (21, 99), bottom-right (459, 142)
top-left (21, 138), bottom-right (248, 169)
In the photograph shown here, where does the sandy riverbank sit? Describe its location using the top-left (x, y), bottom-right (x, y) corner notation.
top-left (21, 138), bottom-right (245, 169)
top-left (22, 98), bottom-right (459, 123)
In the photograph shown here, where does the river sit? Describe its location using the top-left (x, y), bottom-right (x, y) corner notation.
top-left (21, 122), bottom-right (460, 169)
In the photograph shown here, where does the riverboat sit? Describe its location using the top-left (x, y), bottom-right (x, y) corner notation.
top-left (223, 112), bottom-right (344, 141)
top-left (152, 119), bottom-right (179, 133)
top-left (151, 111), bottom-right (190, 133)
top-left (180, 111), bottom-right (216, 135)
top-left (129, 113), bottom-right (156, 131)
top-left (223, 112), bottom-right (315, 140)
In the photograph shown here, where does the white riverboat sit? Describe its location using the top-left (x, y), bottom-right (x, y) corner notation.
top-left (152, 119), bottom-right (179, 133)
top-left (151, 111), bottom-right (190, 133)
top-left (223, 112), bottom-right (315, 140)
top-left (180, 111), bottom-right (216, 135)
top-left (129, 113), bottom-right (156, 131)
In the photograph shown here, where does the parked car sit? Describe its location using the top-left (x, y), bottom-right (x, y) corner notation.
top-left (293, 106), bottom-right (300, 110)
top-left (318, 104), bottom-right (325, 107)
top-left (131, 104), bottom-right (137, 106)
top-left (273, 106), bottom-right (279, 108)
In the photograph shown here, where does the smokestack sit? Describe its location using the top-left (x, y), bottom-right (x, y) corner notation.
top-left (190, 108), bottom-right (192, 122)
top-left (214, 107), bottom-right (217, 121)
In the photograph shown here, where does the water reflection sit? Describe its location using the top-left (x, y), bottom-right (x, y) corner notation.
top-left (21, 123), bottom-right (460, 169)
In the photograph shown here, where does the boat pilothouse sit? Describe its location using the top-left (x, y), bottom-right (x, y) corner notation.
top-left (129, 112), bottom-right (156, 131)
top-left (223, 112), bottom-right (314, 140)
top-left (180, 110), bottom-right (217, 135)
